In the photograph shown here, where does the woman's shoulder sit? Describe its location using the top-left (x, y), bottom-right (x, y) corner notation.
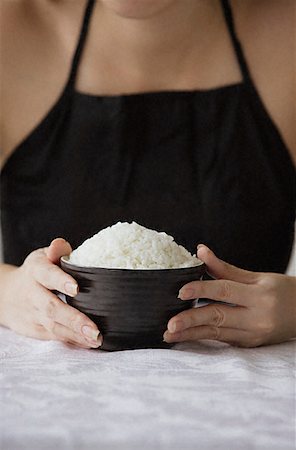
top-left (0, 0), bottom-right (85, 22)
top-left (233, 0), bottom-right (295, 165)
top-left (233, 0), bottom-right (295, 24)
top-left (232, 0), bottom-right (294, 79)
top-left (0, 0), bottom-right (85, 163)
top-left (0, 0), bottom-right (85, 78)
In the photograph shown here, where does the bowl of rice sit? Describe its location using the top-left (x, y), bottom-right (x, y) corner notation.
top-left (61, 222), bottom-right (206, 351)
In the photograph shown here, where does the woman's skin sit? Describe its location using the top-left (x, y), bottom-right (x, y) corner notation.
top-left (0, 239), bottom-right (102, 348)
top-left (164, 245), bottom-right (296, 347)
top-left (0, 0), bottom-right (295, 348)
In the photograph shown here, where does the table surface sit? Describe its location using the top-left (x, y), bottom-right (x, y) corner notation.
top-left (1, 326), bottom-right (295, 450)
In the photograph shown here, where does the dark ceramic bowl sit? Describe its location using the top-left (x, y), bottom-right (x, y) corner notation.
top-left (60, 257), bottom-right (206, 351)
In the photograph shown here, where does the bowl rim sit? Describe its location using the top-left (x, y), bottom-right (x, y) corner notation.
top-left (60, 255), bottom-right (205, 273)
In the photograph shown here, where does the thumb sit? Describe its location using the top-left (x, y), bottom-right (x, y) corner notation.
top-left (45, 238), bottom-right (72, 265)
top-left (197, 244), bottom-right (257, 284)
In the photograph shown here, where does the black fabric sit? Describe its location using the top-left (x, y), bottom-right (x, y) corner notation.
top-left (1, 0), bottom-right (295, 272)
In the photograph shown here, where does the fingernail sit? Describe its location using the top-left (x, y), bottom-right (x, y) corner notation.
top-left (82, 325), bottom-right (100, 341)
top-left (178, 288), bottom-right (194, 300)
top-left (163, 331), bottom-right (170, 342)
top-left (65, 282), bottom-right (78, 296)
top-left (168, 320), bottom-right (184, 333)
top-left (163, 331), bottom-right (181, 343)
top-left (89, 335), bottom-right (103, 348)
top-left (197, 244), bottom-right (204, 249)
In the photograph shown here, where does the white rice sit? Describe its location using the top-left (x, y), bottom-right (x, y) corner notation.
top-left (69, 222), bottom-right (201, 269)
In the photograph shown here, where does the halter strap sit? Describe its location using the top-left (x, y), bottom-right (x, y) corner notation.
top-left (221, 0), bottom-right (252, 83)
top-left (66, 0), bottom-right (96, 90)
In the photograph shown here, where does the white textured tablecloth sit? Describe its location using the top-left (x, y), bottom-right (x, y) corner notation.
top-left (1, 327), bottom-right (295, 450)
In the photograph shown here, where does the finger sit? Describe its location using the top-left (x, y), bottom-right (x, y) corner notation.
top-left (14, 323), bottom-right (55, 341)
top-left (197, 245), bottom-right (258, 284)
top-left (32, 286), bottom-right (101, 342)
top-left (167, 304), bottom-right (250, 333)
top-left (43, 322), bottom-right (102, 348)
top-left (45, 238), bottom-right (72, 265)
top-left (163, 326), bottom-right (251, 347)
top-left (28, 249), bottom-right (78, 297)
top-left (28, 324), bottom-right (94, 349)
top-left (66, 340), bottom-right (95, 349)
top-left (178, 279), bottom-right (259, 306)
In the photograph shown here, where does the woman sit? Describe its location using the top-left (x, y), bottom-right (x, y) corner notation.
top-left (0, 0), bottom-right (295, 349)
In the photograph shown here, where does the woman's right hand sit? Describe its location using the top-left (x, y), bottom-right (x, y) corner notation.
top-left (0, 238), bottom-right (102, 349)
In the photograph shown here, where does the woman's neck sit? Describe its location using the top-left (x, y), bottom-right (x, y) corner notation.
top-left (91, 0), bottom-right (222, 87)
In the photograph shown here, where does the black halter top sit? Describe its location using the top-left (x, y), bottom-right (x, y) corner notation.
top-left (1, 0), bottom-right (295, 272)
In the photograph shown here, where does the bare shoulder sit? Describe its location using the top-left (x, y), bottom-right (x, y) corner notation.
top-left (0, 0), bottom-right (84, 30)
top-left (232, 0), bottom-right (296, 165)
top-left (0, 0), bottom-right (85, 164)
top-left (233, 0), bottom-right (295, 52)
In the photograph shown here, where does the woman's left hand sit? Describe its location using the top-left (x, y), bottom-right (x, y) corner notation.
top-left (164, 245), bottom-right (296, 347)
